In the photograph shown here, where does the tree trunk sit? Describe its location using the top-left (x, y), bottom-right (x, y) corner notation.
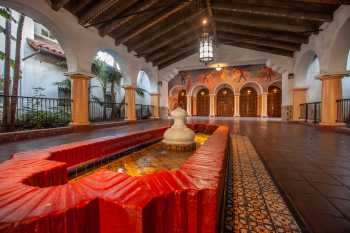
top-left (2, 11), bottom-right (12, 127)
top-left (10, 14), bottom-right (25, 127)
top-left (103, 87), bottom-right (107, 120)
top-left (110, 81), bottom-right (116, 119)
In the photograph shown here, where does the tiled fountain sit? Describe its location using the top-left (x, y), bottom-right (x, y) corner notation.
top-left (0, 111), bottom-right (229, 233)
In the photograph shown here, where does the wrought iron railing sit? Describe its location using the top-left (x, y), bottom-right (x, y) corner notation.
top-left (337, 99), bottom-right (350, 124)
top-left (0, 95), bottom-right (72, 130)
top-left (299, 102), bottom-right (321, 124)
top-left (136, 104), bottom-right (153, 120)
top-left (89, 101), bottom-right (126, 122)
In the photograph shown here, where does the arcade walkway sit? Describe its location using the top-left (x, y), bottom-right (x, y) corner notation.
top-left (1, 118), bottom-right (350, 232)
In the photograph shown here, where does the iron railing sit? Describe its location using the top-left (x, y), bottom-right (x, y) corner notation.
top-left (299, 102), bottom-right (321, 124)
top-left (136, 104), bottom-right (153, 120)
top-left (337, 99), bottom-right (350, 124)
top-left (89, 101), bottom-right (126, 122)
top-left (0, 95), bottom-right (72, 129)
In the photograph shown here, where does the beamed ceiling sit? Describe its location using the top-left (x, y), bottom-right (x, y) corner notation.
top-left (48, 0), bottom-right (344, 69)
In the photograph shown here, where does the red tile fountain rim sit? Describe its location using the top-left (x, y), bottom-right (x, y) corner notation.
top-left (0, 123), bottom-right (228, 233)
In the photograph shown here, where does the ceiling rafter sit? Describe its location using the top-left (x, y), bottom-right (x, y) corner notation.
top-left (127, 9), bottom-right (205, 52)
top-left (158, 48), bottom-right (198, 69)
top-left (116, 1), bottom-right (191, 45)
top-left (218, 31), bottom-right (300, 51)
top-left (99, 0), bottom-right (161, 36)
top-left (211, 1), bottom-right (333, 22)
top-left (48, 0), bottom-right (71, 11)
top-left (79, 0), bottom-right (122, 26)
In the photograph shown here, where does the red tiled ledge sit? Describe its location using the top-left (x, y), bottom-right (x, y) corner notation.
top-left (0, 124), bottom-right (229, 233)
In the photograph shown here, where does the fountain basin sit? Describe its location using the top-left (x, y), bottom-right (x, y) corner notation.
top-left (0, 123), bottom-right (228, 233)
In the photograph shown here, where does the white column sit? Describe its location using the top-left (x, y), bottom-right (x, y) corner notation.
top-left (234, 94), bottom-right (240, 117)
top-left (68, 72), bottom-right (91, 126)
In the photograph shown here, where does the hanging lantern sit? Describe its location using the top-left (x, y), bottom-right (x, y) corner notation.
top-left (199, 32), bottom-right (214, 64)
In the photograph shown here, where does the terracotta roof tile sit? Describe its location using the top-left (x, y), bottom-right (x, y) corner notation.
top-left (27, 38), bottom-right (65, 58)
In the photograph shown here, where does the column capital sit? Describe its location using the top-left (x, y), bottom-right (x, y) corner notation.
top-left (209, 93), bottom-right (216, 97)
top-left (234, 94), bottom-right (240, 97)
top-left (150, 92), bottom-right (160, 96)
top-left (318, 71), bottom-right (350, 80)
top-left (292, 87), bottom-right (308, 92)
top-left (65, 71), bottom-right (95, 79)
top-left (122, 85), bottom-right (136, 90)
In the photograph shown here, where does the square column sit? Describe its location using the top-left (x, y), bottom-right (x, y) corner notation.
top-left (320, 74), bottom-right (343, 126)
top-left (186, 95), bottom-right (192, 116)
top-left (234, 94), bottom-right (240, 117)
top-left (209, 94), bottom-right (216, 117)
top-left (69, 72), bottom-right (91, 126)
top-left (192, 97), bottom-right (197, 116)
top-left (292, 88), bottom-right (308, 121)
top-left (151, 93), bottom-right (160, 118)
top-left (261, 93), bottom-right (268, 117)
top-left (123, 85), bottom-right (136, 121)
top-left (257, 95), bottom-right (262, 117)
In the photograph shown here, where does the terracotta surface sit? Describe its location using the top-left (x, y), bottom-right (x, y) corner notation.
top-left (0, 123), bottom-right (228, 233)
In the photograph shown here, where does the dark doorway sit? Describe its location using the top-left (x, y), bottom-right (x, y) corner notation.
top-left (217, 87), bottom-right (234, 117)
top-left (178, 90), bottom-right (187, 110)
top-left (268, 85), bottom-right (282, 117)
top-left (196, 88), bottom-right (209, 116)
top-left (240, 87), bottom-right (257, 117)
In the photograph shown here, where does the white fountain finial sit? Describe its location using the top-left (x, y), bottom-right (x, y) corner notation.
top-left (162, 107), bottom-right (196, 151)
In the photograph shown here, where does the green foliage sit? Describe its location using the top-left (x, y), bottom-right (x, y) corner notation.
top-left (0, 51), bottom-right (15, 68)
top-left (18, 108), bottom-right (70, 129)
top-left (0, 8), bottom-right (11, 20)
top-left (0, 79), bottom-right (3, 91)
top-left (54, 78), bottom-right (71, 91)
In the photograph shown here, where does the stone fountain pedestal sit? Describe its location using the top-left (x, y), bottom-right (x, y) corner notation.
top-left (162, 107), bottom-right (196, 151)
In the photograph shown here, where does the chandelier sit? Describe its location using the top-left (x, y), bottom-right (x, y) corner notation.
top-left (199, 19), bottom-right (214, 65)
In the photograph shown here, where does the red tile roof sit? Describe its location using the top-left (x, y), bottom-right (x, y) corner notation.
top-left (27, 38), bottom-right (65, 59)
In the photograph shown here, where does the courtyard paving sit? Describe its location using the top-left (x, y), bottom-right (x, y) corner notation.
top-left (1, 117), bottom-right (350, 233)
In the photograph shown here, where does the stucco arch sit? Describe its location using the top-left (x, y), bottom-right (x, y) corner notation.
top-left (189, 83), bottom-right (210, 96)
top-left (169, 85), bottom-right (186, 97)
top-left (0, 0), bottom-right (79, 72)
top-left (238, 81), bottom-right (263, 95)
top-left (267, 80), bottom-right (282, 90)
top-left (294, 50), bottom-right (320, 87)
top-left (325, 9), bottom-right (350, 72)
top-left (213, 82), bottom-right (235, 95)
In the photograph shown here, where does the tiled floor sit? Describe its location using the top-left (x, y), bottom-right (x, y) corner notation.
top-left (231, 135), bottom-right (301, 233)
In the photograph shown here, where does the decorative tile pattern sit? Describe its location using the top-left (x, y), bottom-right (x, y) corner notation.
top-left (231, 135), bottom-right (301, 233)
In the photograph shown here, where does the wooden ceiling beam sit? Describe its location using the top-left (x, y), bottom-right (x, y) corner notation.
top-left (147, 37), bottom-right (198, 62)
top-left (99, 0), bottom-right (161, 36)
top-left (158, 49), bottom-right (198, 69)
top-left (211, 1), bottom-right (333, 22)
top-left (137, 25), bottom-right (201, 56)
top-left (213, 12), bottom-right (319, 33)
top-left (221, 40), bottom-right (294, 57)
top-left (116, 1), bottom-right (190, 45)
top-left (154, 44), bottom-right (198, 64)
top-left (217, 23), bottom-right (308, 44)
top-left (79, 0), bottom-right (122, 26)
top-left (218, 31), bottom-right (300, 51)
top-left (127, 9), bottom-right (206, 52)
top-left (48, 0), bottom-right (71, 11)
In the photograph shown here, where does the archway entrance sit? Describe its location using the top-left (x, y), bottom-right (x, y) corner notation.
top-left (240, 87), bottom-right (257, 117)
top-left (178, 90), bottom-right (187, 110)
top-left (217, 87), bottom-right (234, 116)
top-left (268, 86), bottom-right (282, 117)
top-left (196, 88), bottom-right (209, 116)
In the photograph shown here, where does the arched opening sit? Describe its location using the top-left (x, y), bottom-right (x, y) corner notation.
top-left (306, 55), bottom-right (321, 102)
top-left (136, 70), bottom-right (152, 119)
top-left (240, 87), bottom-right (258, 117)
top-left (268, 85), bottom-right (282, 117)
top-left (196, 88), bottom-right (209, 116)
top-left (216, 87), bottom-right (234, 117)
top-left (90, 50), bottom-right (124, 122)
top-left (0, 5), bottom-right (71, 130)
top-left (343, 50), bottom-right (350, 98)
top-left (178, 90), bottom-right (187, 110)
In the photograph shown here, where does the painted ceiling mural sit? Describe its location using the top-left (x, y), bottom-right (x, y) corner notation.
top-left (168, 64), bottom-right (281, 109)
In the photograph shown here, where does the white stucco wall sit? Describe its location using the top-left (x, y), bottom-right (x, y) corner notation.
top-left (0, 0), bottom-right (159, 93)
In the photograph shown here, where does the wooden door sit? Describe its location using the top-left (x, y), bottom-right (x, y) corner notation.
top-left (178, 90), bottom-right (187, 110)
top-left (217, 87), bottom-right (234, 116)
top-left (196, 89), bottom-right (209, 116)
top-left (240, 87), bottom-right (257, 117)
top-left (268, 86), bottom-right (282, 117)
